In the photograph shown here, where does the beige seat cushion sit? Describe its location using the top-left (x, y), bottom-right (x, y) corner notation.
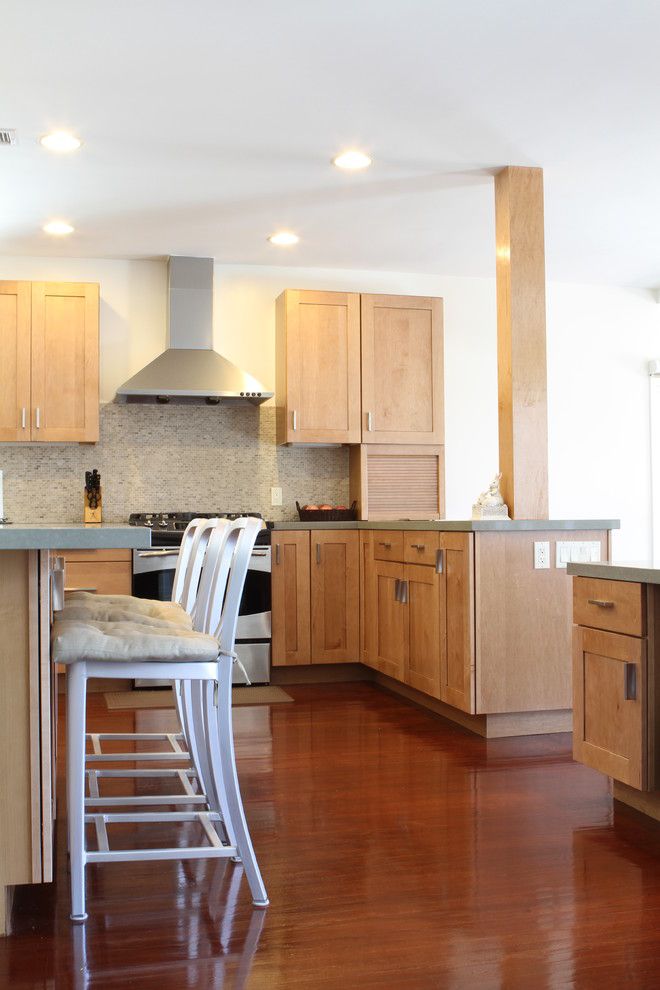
top-left (64, 592), bottom-right (192, 628)
top-left (59, 603), bottom-right (193, 629)
top-left (52, 618), bottom-right (219, 664)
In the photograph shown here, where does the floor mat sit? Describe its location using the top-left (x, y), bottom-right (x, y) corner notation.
top-left (104, 686), bottom-right (294, 709)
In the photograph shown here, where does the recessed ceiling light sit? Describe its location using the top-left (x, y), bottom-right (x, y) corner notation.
top-left (332, 149), bottom-right (372, 170)
top-left (43, 220), bottom-right (74, 236)
top-left (268, 231), bottom-right (299, 246)
top-left (39, 131), bottom-right (82, 153)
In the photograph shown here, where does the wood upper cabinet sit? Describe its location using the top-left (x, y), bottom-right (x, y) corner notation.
top-left (31, 282), bottom-right (99, 442)
top-left (271, 531), bottom-right (311, 666)
top-left (310, 531), bottom-right (359, 663)
top-left (276, 290), bottom-right (361, 444)
top-left (573, 625), bottom-right (646, 790)
top-left (0, 282), bottom-right (31, 441)
top-left (0, 280), bottom-right (99, 443)
top-left (440, 533), bottom-right (475, 714)
top-left (360, 294), bottom-right (444, 444)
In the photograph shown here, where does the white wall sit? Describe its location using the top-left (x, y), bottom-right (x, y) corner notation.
top-left (1, 255), bottom-right (658, 558)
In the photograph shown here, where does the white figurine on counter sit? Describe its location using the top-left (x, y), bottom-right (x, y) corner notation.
top-left (472, 473), bottom-right (510, 520)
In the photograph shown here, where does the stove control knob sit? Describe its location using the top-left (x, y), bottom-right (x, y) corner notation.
top-left (159, 519), bottom-right (168, 527)
top-left (145, 520), bottom-right (154, 527)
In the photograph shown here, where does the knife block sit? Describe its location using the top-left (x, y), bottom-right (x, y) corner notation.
top-left (84, 489), bottom-right (102, 524)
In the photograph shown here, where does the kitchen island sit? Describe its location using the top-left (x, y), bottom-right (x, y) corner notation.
top-left (0, 524), bottom-right (150, 936)
top-left (272, 518), bottom-right (617, 738)
top-left (568, 560), bottom-right (660, 823)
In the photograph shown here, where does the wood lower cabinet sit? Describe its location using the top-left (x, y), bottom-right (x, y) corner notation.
top-left (63, 549), bottom-right (132, 596)
top-left (362, 533), bottom-right (473, 711)
top-left (276, 290), bottom-right (361, 444)
top-left (272, 532), bottom-right (311, 666)
top-left (0, 280), bottom-right (99, 443)
top-left (573, 625), bottom-right (646, 789)
top-left (310, 531), bottom-right (359, 663)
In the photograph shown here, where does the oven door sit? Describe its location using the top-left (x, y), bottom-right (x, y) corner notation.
top-left (236, 548), bottom-right (271, 640)
top-left (132, 548), bottom-right (180, 602)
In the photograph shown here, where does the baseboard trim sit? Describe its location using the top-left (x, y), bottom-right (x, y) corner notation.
top-left (271, 663), bottom-right (372, 685)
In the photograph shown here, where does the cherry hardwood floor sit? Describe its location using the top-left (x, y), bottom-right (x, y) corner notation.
top-left (2, 682), bottom-right (660, 989)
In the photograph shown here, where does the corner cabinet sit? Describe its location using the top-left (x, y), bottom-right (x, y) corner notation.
top-left (275, 290), bottom-right (443, 446)
top-left (0, 280), bottom-right (99, 443)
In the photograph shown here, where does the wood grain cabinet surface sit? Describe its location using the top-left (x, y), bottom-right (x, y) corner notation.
top-left (271, 532), bottom-right (311, 666)
top-left (276, 289), bottom-right (361, 444)
top-left (310, 531), bottom-right (359, 663)
top-left (573, 624), bottom-right (646, 790)
top-left (63, 549), bottom-right (132, 596)
top-left (275, 289), bottom-right (444, 448)
top-left (0, 280), bottom-right (99, 443)
top-left (360, 294), bottom-right (444, 444)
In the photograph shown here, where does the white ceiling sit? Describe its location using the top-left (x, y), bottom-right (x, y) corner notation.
top-left (3, 0), bottom-right (660, 286)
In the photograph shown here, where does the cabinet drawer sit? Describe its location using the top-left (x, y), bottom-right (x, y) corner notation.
top-left (373, 532), bottom-right (404, 562)
top-left (63, 549), bottom-right (132, 564)
top-left (573, 577), bottom-right (645, 636)
top-left (65, 560), bottom-right (132, 596)
top-left (403, 532), bottom-right (439, 566)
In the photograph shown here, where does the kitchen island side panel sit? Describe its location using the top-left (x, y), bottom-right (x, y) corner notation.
top-left (475, 530), bottom-right (610, 713)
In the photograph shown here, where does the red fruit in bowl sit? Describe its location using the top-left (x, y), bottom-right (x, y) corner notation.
top-left (335, 505), bottom-right (346, 510)
top-left (319, 504), bottom-right (332, 511)
top-left (304, 504), bottom-right (319, 511)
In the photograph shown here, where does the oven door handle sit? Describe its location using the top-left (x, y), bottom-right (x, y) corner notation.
top-left (136, 549), bottom-right (180, 557)
top-left (251, 550), bottom-right (270, 557)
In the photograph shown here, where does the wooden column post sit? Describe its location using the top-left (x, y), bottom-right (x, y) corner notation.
top-left (495, 166), bottom-right (549, 519)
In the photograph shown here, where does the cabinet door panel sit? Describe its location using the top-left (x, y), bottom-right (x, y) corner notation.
top-left (280, 290), bottom-right (361, 443)
top-left (311, 531), bottom-right (359, 663)
top-left (0, 282), bottom-right (31, 442)
top-left (405, 563), bottom-right (442, 699)
top-left (369, 559), bottom-right (406, 680)
top-left (65, 560), bottom-right (132, 596)
top-left (361, 294), bottom-right (443, 444)
top-left (573, 625), bottom-right (646, 789)
top-left (272, 532), bottom-right (310, 666)
top-left (31, 282), bottom-right (99, 442)
top-left (441, 533), bottom-right (475, 713)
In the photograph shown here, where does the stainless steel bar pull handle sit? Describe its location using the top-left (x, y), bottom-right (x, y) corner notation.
top-left (410, 543), bottom-right (426, 551)
top-left (435, 549), bottom-right (444, 574)
top-left (275, 544), bottom-right (281, 565)
top-left (292, 410), bottom-right (297, 431)
top-left (367, 411), bottom-right (373, 431)
top-left (35, 407), bottom-right (41, 429)
top-left (587, 599), bottom-right (614, 609)
top-left (400, 580), bottom-right (408, 605)
top-left (21, 407), bottom-right (26, 429)
top-left (316, 542), bottom-right (321, 564)
top-left (624, 662), bottom-right (637, 701)
top-left (394, 578), bottom-right (401, 601)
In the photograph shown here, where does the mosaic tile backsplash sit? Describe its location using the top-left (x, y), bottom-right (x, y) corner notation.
top-left (0, 404), bottom-right (350, 524)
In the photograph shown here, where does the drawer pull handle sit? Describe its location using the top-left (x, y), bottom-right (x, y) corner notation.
top-left (275, 544), bottom-right (281, 565)
top-left (379, 541), bottom-right (392, 549)
top-left (587, 598), bottom-right (615, 609)
top-left (316, 543), bottom-right (321, 565)
top-left (399, 580), bottom-right (408, 605)
top-left (410, 543), bottom-right (426, 551)
top-left (624, 662), bottom-right (637, 701)
top-left (435, 549), bottom-right (444, 574)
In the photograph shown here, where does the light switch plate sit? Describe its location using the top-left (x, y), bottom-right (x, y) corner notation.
top-left (270, 487), bottom-right (283, 506)
top-left (556, 540), bottom-right (602, 568)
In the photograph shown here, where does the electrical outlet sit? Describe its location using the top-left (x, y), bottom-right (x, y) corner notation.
top-left (270, 486), bottom-right (282, 506)
top-left (534, 541), bottom-right (550, 569)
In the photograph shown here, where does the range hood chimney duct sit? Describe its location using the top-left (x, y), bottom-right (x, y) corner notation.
top-left (116, 256), bottom-right (273, 405)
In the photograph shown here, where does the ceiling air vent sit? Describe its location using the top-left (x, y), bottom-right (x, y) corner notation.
top-left (0, 129), bottom-right (16, 146)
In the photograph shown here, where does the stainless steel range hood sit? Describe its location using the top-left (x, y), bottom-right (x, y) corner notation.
top-left (116, 256), bottom-right (273, 405)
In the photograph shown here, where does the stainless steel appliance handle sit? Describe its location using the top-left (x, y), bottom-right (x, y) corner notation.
top-left (137, 549), bottom-right (180, 557)
top-left (251, 550), bottom-right (269, 557)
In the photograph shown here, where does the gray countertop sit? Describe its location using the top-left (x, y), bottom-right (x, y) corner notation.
top-left (568, 561), bottom-right (660, 584)
top-left (272, 519), bottom-right (619, 532)
top-left (0, 523), bottom-right (152, 550)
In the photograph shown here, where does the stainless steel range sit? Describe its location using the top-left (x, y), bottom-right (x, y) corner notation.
top-left (129, 512), bottom-right (271, 684)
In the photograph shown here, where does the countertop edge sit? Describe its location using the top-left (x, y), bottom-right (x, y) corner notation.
top-left (0, 524), bottom-right (152, 550)
top-left (272, 519), bottom-right (620, 532)
top-left (567, 562), bottom-right (660, 584)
